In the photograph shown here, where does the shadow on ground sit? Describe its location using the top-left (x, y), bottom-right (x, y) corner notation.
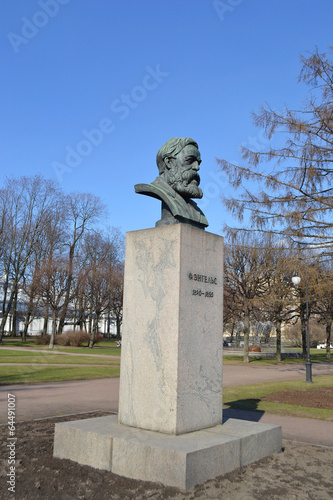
top-left (223, 399), bottom-right (263, 423)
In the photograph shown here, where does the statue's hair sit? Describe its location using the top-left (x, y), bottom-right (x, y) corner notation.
top-left (156, 137), bottom-right (198, 174)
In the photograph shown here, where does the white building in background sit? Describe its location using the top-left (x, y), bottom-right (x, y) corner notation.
top-left (0, 276), bottom-right (119, 337)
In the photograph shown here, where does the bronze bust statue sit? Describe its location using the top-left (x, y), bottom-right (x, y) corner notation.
top-left (135, 137), bottom-right (208, 229)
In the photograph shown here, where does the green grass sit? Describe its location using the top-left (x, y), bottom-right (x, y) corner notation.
top-left (223, 375), bottom-right (333, 421)
top-left (1, 340), bottom-right (36, 347)
top-left (0, 344), bottom-right (121, 383)
top-left (223, 350), bottom-right (331, 365)
top-left (0, 365), bottom-right (120, 385)
top-left (33, 346), bottom-right (121, 356)
top-left (1, 338), bottom-right (119, 346)
top-left (0, 349), bottom-right (120, 365)
top-left (0, 341), bottom-right (121, 356)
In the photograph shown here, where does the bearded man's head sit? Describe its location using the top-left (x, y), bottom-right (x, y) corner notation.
top-left (156, 137), bottom-right (203, 199)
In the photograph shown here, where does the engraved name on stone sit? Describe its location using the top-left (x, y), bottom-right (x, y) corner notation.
top-left (188, 273), bottom-right (217, 284)
top-left (188, 272), bottom-right (218, 298)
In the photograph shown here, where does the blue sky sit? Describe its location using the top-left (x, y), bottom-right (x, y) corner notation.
top-left (2, 0), bottom-right (332, 237)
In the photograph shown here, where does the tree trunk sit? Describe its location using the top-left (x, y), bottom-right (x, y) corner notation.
top-left (0, 276), bottom-right (10, 342)
top-left (11, 290), bottom-right (18, 337)
top-left (0, 307), bottom-right (12, 342)
top-left (42, 311), bottom-right (49, 336)
top-left (57, 246), bottom-right (74, 334)
top-left (89, 313), bottom-right (100, 348)
top-left (49, 311), bottom-right (57, 349)
top-left (1, 277), bottom-right (26, 341)
top-left (22, 312), bottom-right (31, 341)
top-left (243, 313), bottom-right (250, 363)
top-left (115, 316), bottom-right (121, 340)
top-left (326, 321), bottom-right (331, 360)
top-left (229, 322), bottom-right (235, 344)
top-left (88, 314), bottom-right (93, 334)
top-left (107, 311), bottom-right (111, 338)
top-left (78, 310), bottom-right (85, 330)
top-left (22, 297), bottom-right (35, 341)
top-left (300, 305), bottom-right (307, 359)
top-left (93, 315), bottom-right (99, 334)
top-left (0, 311), bottom-right (11, 341)
top-left (88, 331), bottom-right (95, 348)
top-left (275, 319), bottom-right (282, 362)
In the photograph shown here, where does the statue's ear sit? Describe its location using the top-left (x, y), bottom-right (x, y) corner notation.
top-left (164, 157), bottom-right (173, 170)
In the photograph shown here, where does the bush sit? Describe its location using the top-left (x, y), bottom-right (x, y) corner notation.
top-left (35, 330), bottom-right (102, 347)
top-left (55, 333), bottom-right (71, 346)
top-left (249, 345), bottom-right (261, 352)
top-left (92, 333), bottom-right (104, 345)
top-left (57, 330), bottom-right (91, 347)
top-left (34, 334), bottom-right (51, 345)
top-left (73, 331), bottom-right (91, 347)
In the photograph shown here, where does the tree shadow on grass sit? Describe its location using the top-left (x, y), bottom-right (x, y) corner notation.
top-left (223, 399), bottom-right (264, 423)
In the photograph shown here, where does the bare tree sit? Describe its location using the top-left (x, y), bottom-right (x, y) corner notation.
top-left (257, 245), bottom-right (300, 360)
top-left (73, 229), bottom-right (124, 347)
top-left (313, 258), bottom-right (333, 359)
top-left (217, 47), bottom-right (333, 248)
top-left (0, 176), bottom-right (126, 346)
top-left (20, 205), bottom-right (66, 340)
top-left (34, 255), bottom-right (75, 348)
top-left (57, 192), bottom-right (107, 335)
top-left (108, 263), bottom-right (124, 340)
top-left (0, 176), bottom-right (61, 342)
top-left (224, 234), bottom-right (273, 362)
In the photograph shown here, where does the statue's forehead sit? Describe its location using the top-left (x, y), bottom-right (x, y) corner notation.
top-left (181, 145), bottom-right (201, 159)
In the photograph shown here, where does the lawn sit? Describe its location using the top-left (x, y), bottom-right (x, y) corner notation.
top-left (0, 339), bottom-right (121, 356)
top-left (223, 350), bottom-right (332, 365)
top-left (0, 349), bottom-right (120, 365)
top-left (223, 375), bottom-right (333, 422)
top-left (38, 346), bottom-right (121, 356)
top-left (1, 339), bottom-right (119, 348)
top-left (0, 365), bottom-right (120, 385)
top-left (0, 343), bottom-right (121, 384)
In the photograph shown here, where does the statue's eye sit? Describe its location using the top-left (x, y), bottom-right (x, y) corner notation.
top-left (186, 156), bottom-right (196, 164)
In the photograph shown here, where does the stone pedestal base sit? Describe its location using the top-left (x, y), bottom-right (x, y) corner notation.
top-left (53, 415), bottom-right (282, 490)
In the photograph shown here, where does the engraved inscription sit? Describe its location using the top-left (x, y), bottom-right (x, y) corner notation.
top-left (189, 272), bottom-right (217, 298)
top-left (192, 289), bottom-right (214, 298)
top-left (188, 273), bottom-right (217, 285)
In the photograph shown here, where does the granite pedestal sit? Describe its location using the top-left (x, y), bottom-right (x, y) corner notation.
top-left (118, 224), bottom-right (224, 434)
top-left (54, 415), bottom-right (281, 490)
top-left (53, 224), bottom-right (282, 490)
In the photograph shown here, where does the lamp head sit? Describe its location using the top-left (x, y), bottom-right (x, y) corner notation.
top-left (292, 275), bottom-right (301, 286)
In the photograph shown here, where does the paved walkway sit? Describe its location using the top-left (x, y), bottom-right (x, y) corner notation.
top-left (0, 378), bottom-right (120, 422)
top-left (1, 363), bottom-right (333, 447)
top-left (223, 361), bottom-right (333, 386)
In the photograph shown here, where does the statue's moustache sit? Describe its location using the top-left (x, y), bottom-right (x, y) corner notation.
top-left (183, 171), bottom-right (200, 186)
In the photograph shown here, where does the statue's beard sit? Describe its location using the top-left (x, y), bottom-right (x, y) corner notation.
top-left (168, 168), bottom-right (203, 199)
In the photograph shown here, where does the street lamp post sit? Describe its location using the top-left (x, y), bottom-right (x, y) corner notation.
top-left (292, 271), bottom-right (313, 383)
